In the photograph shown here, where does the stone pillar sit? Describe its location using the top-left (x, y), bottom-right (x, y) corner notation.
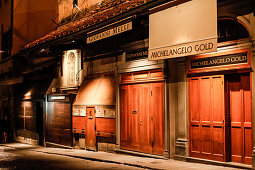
top-left (163, 60), bottom-right (170, 158)
top-left (115, 64), bottom-right (120, 150)
top-left (174, 59), bottom-right (189, 161)
top-left (168, 59), bottom-right (177, 158)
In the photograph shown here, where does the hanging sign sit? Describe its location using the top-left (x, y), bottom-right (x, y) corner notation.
top-left (149, 0), bottom-right (217, 60)
top-left (87, 22), bottom-right (132, 44)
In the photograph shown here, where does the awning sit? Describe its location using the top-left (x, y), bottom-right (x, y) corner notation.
top-left (73, 76), bottom-right (115, 106)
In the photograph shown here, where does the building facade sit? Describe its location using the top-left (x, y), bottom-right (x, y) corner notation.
top-left (9, 0), bottom-right (255, 168)
top-left (0, 0), bottom-right (58, 143)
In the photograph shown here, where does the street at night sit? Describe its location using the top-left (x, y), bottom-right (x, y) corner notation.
top-left (0, 143), bottom-right (241, 170)
top-left (0, 0), bottom-right (255, 169)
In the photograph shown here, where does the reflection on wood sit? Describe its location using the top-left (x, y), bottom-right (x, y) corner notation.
top-left (46, 102), bottom-right (72, 146)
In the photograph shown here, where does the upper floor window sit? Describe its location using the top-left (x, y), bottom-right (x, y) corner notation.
top-left (218, 19), bottom-right (249, 43)
top-left (61, 49), bottom-right (81, 88)
top-left (73, 0), bottom-right (78, 8)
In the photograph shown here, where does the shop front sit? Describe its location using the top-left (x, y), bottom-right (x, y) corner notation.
top-left (188, 49), bottom-right (252, 164)
top-left (119, 69), bottom-right (165, 155)
top-left (72, 74), bottom-right (116, 151)
top-left (46, 94), bottom-right (73, 147)
top-left (16, 78), bottom-right (52, 145)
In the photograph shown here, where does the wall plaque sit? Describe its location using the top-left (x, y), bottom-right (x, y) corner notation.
top-left (190, 52), bottom-right (248, 69)
top-left (126, 49), bottom-right (148, 61)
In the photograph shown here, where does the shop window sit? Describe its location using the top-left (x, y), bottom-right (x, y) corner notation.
top-left (218, 19), bottom-right (249, 43)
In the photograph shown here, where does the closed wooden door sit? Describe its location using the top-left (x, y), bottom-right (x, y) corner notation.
top-left (189, 75), bottom-right (225, 161)
top-left (120, 82), bottom-right (164, 155)
top-left (227, 74), bottom-right (252, 164)
top-left (86, 107), bottom-right (96, 150)
top-left (46, 102), bottom-right (72, 146)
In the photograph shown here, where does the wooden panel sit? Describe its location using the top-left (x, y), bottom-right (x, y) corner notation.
top-left (96, 118), bottom-right (116, 137)
top-left (200, 77), bottom-right (211, 122)
top-left (129, 84), bottom-right (140, 151)
top-left (133, 73), bottom-right (148, 80)
top-left (189, 78), bottom-right (201, 157)
top-left (231, 127), bottom-right (242, 163)
top-left (200, 77), bottom-right (212, 159)
top-left (201, 125), bottom-right (212, 155)
top-left (189, 78), bottom-right (200, 122)
top-left (212, 126), bottom-right (224, 157)
top-left (46, 102), bottom-right (72, 146)
top-left (86, 107), bottom-right (96, 150)
top-left (151, 82), bottom-right (164, 155)
top-left (242, 74), bottom-right (252, 164)
top-left (24, 101), bottom-right (35, 131)
top-left (139, 83), bottom-right (152, 154)
top-left (120, 80), bottom-right (164, 155)
top-left (120, 69), bottom-right (164, 84)
top-left (120, 85), bottom-right (129, 147)
top-left (229, 75), bottom-right (243, 163)
top-left (211, 76), bottom-right (224, 161)
top-left (228, 74), bottom-right (252, 164)
top-left (73, 116), bottom-right (86, 133)
top-left (190, 125), bottom-right (201, 158)
top-left (189, 75), bottom-right (225, 161)
top-left (244, 128), bottom-right (252, 164)
top-left (150, 70), bottom-right (164, 79)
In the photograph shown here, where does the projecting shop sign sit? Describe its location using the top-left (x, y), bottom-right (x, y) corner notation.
top-left (149, 0), bottom-right (217, 60)
top-left (87, 22), bottom-right (132, 44)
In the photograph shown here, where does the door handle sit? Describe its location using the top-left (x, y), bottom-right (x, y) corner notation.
top-left (140, 120), bottom-right (142, 126)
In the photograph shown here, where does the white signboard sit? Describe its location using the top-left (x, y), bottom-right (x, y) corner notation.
top-left (87, 22), bottom-right (132, 44)
top-left (50, 96), bottom-right (66, 100)
top-left (149, 0), bottom-right (217, 60)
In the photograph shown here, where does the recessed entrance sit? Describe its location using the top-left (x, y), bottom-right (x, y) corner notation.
top-left (189, 73), bottom-right (252, 164)
top-left (225, 73), bottom-right (252, 164)
top-left (120, 82), bottom-right (164, 155)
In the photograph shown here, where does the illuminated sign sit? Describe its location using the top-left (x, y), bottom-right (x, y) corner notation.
top-left (87, 22), bottom-right (132, 44)
top-left (190, 53), bottom-right (248, 69)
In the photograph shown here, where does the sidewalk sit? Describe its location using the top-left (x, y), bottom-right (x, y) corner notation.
top-left (0, 143), bottom-right (250, 170)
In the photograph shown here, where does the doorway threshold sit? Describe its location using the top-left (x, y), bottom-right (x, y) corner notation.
top-left (116, 149), bottom-right (165, 159)
top-left (186, 157), bottom-right (252, 169)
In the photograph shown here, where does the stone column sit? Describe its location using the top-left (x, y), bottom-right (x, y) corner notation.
top-left (163, 60), bottom-right (170, 158)
top-left (174, 59), bottom-right (189, 161)
top-left (168, 59), bottom-right (177, 158)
